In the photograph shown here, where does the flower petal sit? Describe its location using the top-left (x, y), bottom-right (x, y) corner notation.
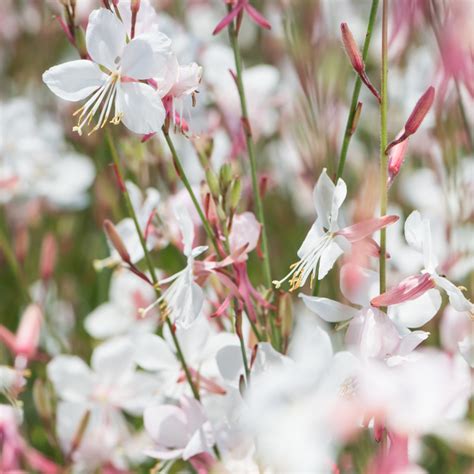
top-left (318, 238), bottom-right (345, 279)
top-left (116, 82), bottom-right (166, 134)
top-left (340, 263), bottom-right (379, 306)
top-left (337, 215), bottom-right (399, 243)
top-left (121, 37), bottom-right (159, 79)
top-left (91, 337), bottom-right (135, 377)
top-left (144, 403), bottom-right (189, 448)
top-left (86, 8), bottom-right (126, 71)
top-left (388, 288), bottom-right (442, 328)
top-left (313, 168), bottom-right (346, 230)
top-left (42, 60), bottom-right (107, 101)
top-left (300, 294), bottom-right (359, 322)
top-left (435, 276), bottom-right (474, 314)
top-left (134, 333), bottom-right (178, 372)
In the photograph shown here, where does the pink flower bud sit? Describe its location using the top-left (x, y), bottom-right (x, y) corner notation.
top-left (40, 233), bottom-right (57, 281)
top-left (15, 304), bottom-right (43, 359)
top-left (103, 219), bottom-right (131, 264)
top-left (387, 131), bottom-right (409, 186)
top-left (340, 23), bottom-right (364, 74)
top-left (404, 86), bottom-right (435, 136)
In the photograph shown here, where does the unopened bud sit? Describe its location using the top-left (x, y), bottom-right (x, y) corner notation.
top-left (205, 169), bottom-right (220, 199)
top-left (238, 374), bottom-right (246, 396)
top-left (130, 0), bottom-right (140, 13)
top-left (341, 23), bottom-right (364, 74)
top-left (130, 0), bottom-right (141, 38)
top-left (40, 233), bottom-right (57, 281)
top-left (76, 27), bottom-right (87, 59)
top-left (387, 133), bottom-right (409, 186)
top-left (103, 219), bottom-right (130, 264)
top-left (404, 86), bottom-right (435, 136)
top-left (278, 293), bottom-right (293, 340)
top-left (219, 164), bottom-right (233, 191)
top-left (350, 102), bottom-right (363, 135)
top-left (70, 410), bottom-right (91, 455)
top-left (235, 310), bottom-right (243, 340)
top-left (33, 379), bottom-right (54, 420)
top-left (229, 179), bottom-right (242, 211)
top-left (16, 304), bottom-right (42, 360)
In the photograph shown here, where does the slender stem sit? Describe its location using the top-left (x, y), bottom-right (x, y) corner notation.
top-left (162, 129), bottom-right (220, 254)
top-left (106, 129), bottom-right (200, 402)
top-left (336, 0), bottom-right (380, 181)
top-left (379, 0), bottom-right (389, 299)
top-left (227, 21), bottom-right (272, 289)
top-left (0, 219), bottom-right (30, 303)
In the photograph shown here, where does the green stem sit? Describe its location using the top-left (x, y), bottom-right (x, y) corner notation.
top-left (227, 21), bottom-right (272, 289)
top-left (162, 129), bottom-right (220, 254)
top-left (379, 0), bottom-right (389, 299)
top-left (336, 0), bottom-right (380, 181)
top-left (106, 129), bottom-right (200, 402)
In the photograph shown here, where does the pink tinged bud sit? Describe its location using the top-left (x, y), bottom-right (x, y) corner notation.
top-left (387, 132), bottom-right (409, 186)
top-left (371, 273), bottom-right (435, 307)
top-left (212, 3), bottom-right (243, 35)
top-left (340, 23), bottom-right (364, 74)
top-left (40, 233), bottom-right (57, 281)
top-left (404, 86), bottom-right (435, 136)
top-left (130, 0), bottom-right (140, 38)
top-left (130, 0), bottom-right (140, 13)
top-left (15, 304), bottom-right (43, 359)
top-left (336, 215), bottom-right (399, 243)
top-left (103, 219), bottom-right (131, 264)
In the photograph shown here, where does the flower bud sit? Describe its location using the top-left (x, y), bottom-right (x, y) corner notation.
top-left (229, 179), bottom-right (242, 211)
top-left (15, 304), bottom-right (43, 360)
top-left (404, 86), bottom-right (435, 136)
top-left (103, 219), bottom-right (130, 264)
top-left (387, 133), bottom-right (409, 186)
top-left (40, 233), bottom-right (57, 281)
top-left (219, 164), bottom-right (233, 191)
top-left (205, 169), bottom-right (220, 199)
top-left (278, 292), bottom-right (293, 341)
top-left (33, 379), bottom-right (54, 420)
top-left (341, 23), bottom-right (364, 74)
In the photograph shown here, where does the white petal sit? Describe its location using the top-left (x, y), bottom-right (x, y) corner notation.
top-left (297, 222), bottom-right (324, 259)
top-left (182, 421), bottom-right (214, 460)
top-left (388, 288), bottom-right (442, 328)
top-left (42, 60), bottom-right (107, 101)
top-left (134, 334), bottom-right (178, 372)
top-left (318, 239), bottom-right (344, 279)
top-left (84, 303), bottom-right (132, 339)
top-left (91, 337), bottom-right (135, 376)
top-left (86, 8), bottom-right (126, 71)
top-left (175, 282), bottom-right (204, 329)
top-left (144, 404), bottom-right (188, 447)
top-left (47, 356), bottom-right (93, 402)
top-left (435, 276), bottom-right (474, 313)
top-left (397, 331), bottom-right (430, 356)
top-left (404, 210), bottom-right (424, 252)
top-left (340, 263), bottom-right (379, 306)
top-left (216, 345), bottom-right (243, 382)
top-left (116, 82), bottom-right (166, 134)
top-left (313, 169), bottom-right (347, 231)
top-left (300, 294), bottom-right (358, 322)
top-left (121, 37), bottom-right (159, 79)
top-left (458, 336), bottom-right (474, 368)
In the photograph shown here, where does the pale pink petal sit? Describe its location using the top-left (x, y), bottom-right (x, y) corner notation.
top-left (340, 263), bottom-right (379, 306)
top-left (397, 331), bottom-right (430, 356)
top-left (15, 304), bottom-right (42, 359)
top-left (388, 132), bottom-right (409, 186)
top-left (371, 273), bottom-right (435, 307)
top-left (337, 215), bottom-right (399, 242)
top-left (144, 404), bottom-right (189, 449)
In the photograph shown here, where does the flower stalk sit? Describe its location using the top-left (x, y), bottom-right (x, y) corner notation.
top-left (336, 0), bottom-right (380, 181)
top-left (379, 0), bottom-right (389, 300)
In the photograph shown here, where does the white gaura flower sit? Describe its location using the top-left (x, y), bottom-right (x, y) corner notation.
top-left (42, 8), bottom-right (174, 135)
top-left (301, 263), bottom-right (430, 365)
top-left (139, 208), bottom-right (207, 328)
top-left (273, 169), bottom-right (398, 291)
top-left (371, 211), bottom-right (474, 317)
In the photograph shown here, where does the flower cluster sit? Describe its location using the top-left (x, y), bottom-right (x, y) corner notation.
top-left (0, 1), bottom-right (473, 473)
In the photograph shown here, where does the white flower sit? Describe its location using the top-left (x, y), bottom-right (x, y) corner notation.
top-left (47, 338), bottom-right (158, 469)
top-left (144, 395), bottom-right (215, 461)
top-left (274, 169), bottom-right (398, 291)
top-left (43, 8), bottom-right (174, 135)
top-left (139, 208), bottom-right (207, 328)
top-left (85, 269), bottom-right (158, 340)
top-left (301, 263), bottom-right (430, 365)
top-left (372, 211), bottom-right (474, 318)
